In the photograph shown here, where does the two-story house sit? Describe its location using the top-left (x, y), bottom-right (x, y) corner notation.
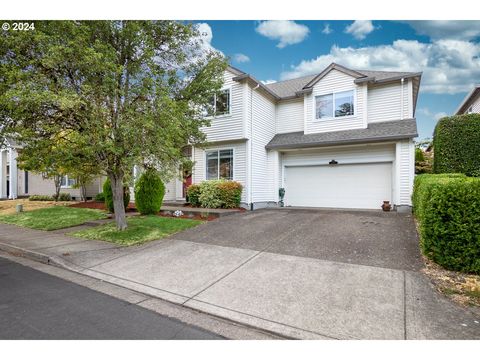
top-left (455, 85), bottom-right (480, 115)
top-left (164, 62), bottom-right (422, 211)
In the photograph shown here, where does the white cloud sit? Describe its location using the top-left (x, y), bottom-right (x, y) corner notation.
top-left (280, 39), bottom-right (480, 94)
top-left (261, 79), bottom-right (277, 85)
top-left (418, 108), bottom-right (448, 121)
top-left (322, 23), bottom-right (332, 35)
top-left (232, 53), bottom-right (250, 63)
top-left (405, 20), bottom-right (480, 40)
top-left (195, 23), bottom-right (223, 55)
top-left (345, 20), bottom-right (375, 40)
top-left (255, 20), bottom-right (309, 48)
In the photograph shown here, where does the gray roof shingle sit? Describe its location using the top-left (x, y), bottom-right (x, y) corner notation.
top-left (263, 68), bottom-right (420, 99)
top-left (265, 119), bottom-right (418, 149)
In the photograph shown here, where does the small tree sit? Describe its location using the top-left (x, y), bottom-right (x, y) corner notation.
top-left (134, 168), bottom-right (165, 215)
top-left (0, 21), bottom-right (227, 230)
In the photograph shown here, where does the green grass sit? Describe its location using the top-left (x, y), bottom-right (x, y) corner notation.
top-left (0, 206), bottom-right (107, 231)
top-left (70, 215), bottom-right (203, 246)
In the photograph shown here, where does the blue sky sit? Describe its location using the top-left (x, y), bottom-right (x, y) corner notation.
top-left (194, 20), bottom-right (480, 140)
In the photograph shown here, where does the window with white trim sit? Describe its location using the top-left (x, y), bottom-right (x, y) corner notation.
top-left (61, 175), bottom-right (76, 188)
top-left (207, 88), bottom-right (231, 116)
top-left (315, 90), bottom-right (355, 119)
top-left (206, 149), bottom-right (233, 180)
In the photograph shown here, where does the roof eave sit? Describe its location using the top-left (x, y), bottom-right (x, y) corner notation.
top-left (232, 74), bottom-right (281, 101)
top-left (266, 134), bottom-right (418, 150)
top-left (455, 85), bottom-right (480, 115)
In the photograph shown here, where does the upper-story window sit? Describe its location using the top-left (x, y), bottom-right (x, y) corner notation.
top-left (315, 90), bottom-right (355, 120)
top-left (208, 88), bottom-right (231, 117)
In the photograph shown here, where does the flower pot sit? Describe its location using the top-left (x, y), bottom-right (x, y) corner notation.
top-left (381, 201), bottom-right (391, 212)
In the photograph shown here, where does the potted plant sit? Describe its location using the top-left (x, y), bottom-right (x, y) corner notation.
top-left (279, 188), bottom-right (285, 207)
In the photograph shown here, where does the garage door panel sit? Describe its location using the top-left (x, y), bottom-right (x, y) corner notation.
top-left (285, 163), bottom-right (392, 209)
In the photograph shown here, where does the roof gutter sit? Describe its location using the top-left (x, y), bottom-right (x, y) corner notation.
top-left (354, 72), bottom-right (423, 84)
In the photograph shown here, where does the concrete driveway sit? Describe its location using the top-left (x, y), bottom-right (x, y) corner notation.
top-left (169, 208), bottom-right (423, 271)
top-left (1, 210), bottom-right (479, 339)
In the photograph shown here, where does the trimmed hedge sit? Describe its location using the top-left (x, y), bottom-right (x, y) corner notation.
top-left (134, 168), bottom-right (165, 215)
top-left (433, 114), bottom-right (480, 177)
top-left (187, 180), bottom-right (242, 209)
top-left (412, 174), bottom-right (480, 274)
top-left (103, 178), bottom-right (131, 213)
top-left (29, 195), bottom-right (54, 201)
top-left (57, 193), bottom-right (71, 201)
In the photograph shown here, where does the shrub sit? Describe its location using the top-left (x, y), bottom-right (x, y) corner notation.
top-left (433, 114), bottom-right (480, 177)
top-left (198, 180), bottom-right (223, 209)
top-left (217, 180), bottom-right (243, 208)
top-left (94, 192), bottom-right (105, 202)
top-left (194, 180), bottom-right (243, 209)
top-left (187, 184), bottom-right (201, 207)
top-left (412, 174), bottom-right (480, 274)
top-left (29, 195), bottom-right (54, 201)
top-left (103, 178), bottom-right (130, 213)
top-left (57, 193), bottom-right (72, 201)
top-left (415, 148), bottom-right (425, 162)
top-left (134, 168), bottom-right (165, 215)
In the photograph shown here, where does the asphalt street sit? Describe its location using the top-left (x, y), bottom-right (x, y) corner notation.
top-left (0, 257), bottom-right (223, 339)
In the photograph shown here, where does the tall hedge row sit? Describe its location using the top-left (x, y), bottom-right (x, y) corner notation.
top-left (433, 114), bottom-right (480, 177)
top-left (412, 174), bottom-right (480, 274)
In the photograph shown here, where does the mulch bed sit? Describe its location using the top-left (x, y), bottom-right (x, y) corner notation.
top-left (69, 201), bottom-right (217, 221)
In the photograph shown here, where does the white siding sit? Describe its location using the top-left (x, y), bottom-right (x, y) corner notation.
top-left (192, 142), bottom-right (247, 203)
top-left (250, 90), bottom-right (276, 203)
top-left (395, 140), bottom-right (415, 206)
top-left (368, 80), bottom-right (410, 123)
top-left (163, 179), bottom-right (177, 201)
top-left (281, 144), bottom-right (395, 168)
top-left (305, 69), bottom-right (365, 134)
top-left (468, 94), bottom-right (480, 113)
top-left (276, 99), bottom-right (304, 134)
top-left (200, 69), bottom-right (245, 142)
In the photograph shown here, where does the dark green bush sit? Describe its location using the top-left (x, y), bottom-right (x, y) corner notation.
top-left (103, 178), bottom-right (130, 213)
top-left (29, 195), bottom-right (54, 201)
top-left (186, 184), bottom-right (201, 207)
top-left (57, 193), bottom-right (71, 201)
top-left (194, 180), bottom-right (243, 209)
top-left (134, 168), bottom-right (165, 215)
top-left (412, 174), bottom-right (480, 274)
top-left (94, 192), bottom-right (105, 202)
top-left (433, 114), bottom-right (480, 177)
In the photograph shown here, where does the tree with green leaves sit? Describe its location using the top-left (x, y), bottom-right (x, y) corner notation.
top-left (0, 21), bottom-right (227, 229)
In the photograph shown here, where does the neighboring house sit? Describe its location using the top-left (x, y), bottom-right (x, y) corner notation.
top-left (0, 139), bottom-right (103, 200)
top-left (165, 62), bottom-right (422, 211)
top-left (455, 85), bottom-right (480, 115)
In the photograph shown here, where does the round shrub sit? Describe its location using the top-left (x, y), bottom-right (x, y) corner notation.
top-left (187, 184), bottom-right (201, 207)
top-left (217, 181), bottom-right (243, 208)
top-left (198, 180), bottom-right (223, 209)
top-left (103, 178), bottom-right (130, 213)
top-left (94, 192), bottom-right (105, 202)
top-left (134, 168), bottom-right (165, 215)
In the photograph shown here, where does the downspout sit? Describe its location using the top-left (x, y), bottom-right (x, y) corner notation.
top-left (400, 78), bottom-right (405, 120)
top-left (249, 83), bottom-right (260, 211)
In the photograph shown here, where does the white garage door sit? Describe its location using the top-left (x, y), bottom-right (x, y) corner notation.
top-left (284, 163), bottom-right (392, 209)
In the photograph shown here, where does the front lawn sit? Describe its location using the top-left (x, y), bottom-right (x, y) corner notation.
top-left (70, 215), bottom-right (203, 246)
top-left (0, 206), bottom-right (107, 230)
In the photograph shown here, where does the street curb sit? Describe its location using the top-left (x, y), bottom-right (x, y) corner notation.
top-left (0, 240), bottom-right (291, 339)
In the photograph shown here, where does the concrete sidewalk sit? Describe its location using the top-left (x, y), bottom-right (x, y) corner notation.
top-left (1, 223), bottom-right (479, 339)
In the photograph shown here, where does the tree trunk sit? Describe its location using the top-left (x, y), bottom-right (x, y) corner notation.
top-left (80, 181), bottom-right (87, 202)
top-left (53, 175), bottom-right (62, 201)
top-left (108, 172), bottom-right (127, 230)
